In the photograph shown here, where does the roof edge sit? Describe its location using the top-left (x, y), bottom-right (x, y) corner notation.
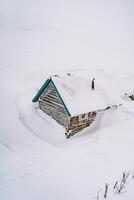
top-left (50, 78), bottom-right (71, 116)
top-left (32, 78), bottom-right (51, 102)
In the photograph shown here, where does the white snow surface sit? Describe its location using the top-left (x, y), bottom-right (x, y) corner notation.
top-left (52, 72), bottom-right (122, 115)
top-left (1, 0), bottom-right (134, 200)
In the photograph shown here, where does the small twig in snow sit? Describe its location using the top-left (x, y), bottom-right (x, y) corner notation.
top-left (104, 183), bottom-right (109, 198)
top-left (97, 188), bottom-right (101, 200)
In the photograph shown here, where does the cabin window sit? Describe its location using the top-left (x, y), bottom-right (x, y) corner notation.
top-left (79, 113), bottom-right (88, 121)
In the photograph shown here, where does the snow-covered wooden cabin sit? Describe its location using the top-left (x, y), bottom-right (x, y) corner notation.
top-left (32, 73), bottom-right (121, 138)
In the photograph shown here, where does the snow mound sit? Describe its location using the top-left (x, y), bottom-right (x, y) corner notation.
top-left (52, 70), bottom-right (122, 116)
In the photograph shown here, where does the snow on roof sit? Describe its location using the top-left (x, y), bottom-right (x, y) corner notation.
top-left (51, 71), bottom-right (122, 116)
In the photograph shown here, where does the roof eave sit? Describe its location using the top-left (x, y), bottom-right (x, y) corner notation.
top-left (32, 78), bottom-right (51, 102)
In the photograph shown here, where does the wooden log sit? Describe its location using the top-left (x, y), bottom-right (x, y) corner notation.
top-left (68, 112), bottom-right (97, 134)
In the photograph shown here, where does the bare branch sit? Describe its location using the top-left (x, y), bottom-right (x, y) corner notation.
top-left (114, 171), bottom-right (130, 194)
top-left (104, 183), bottom-right (109, 198)
top-left (113, 181), bottom-right (118, 189)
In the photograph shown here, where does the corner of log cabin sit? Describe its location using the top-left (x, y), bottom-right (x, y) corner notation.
top-left (67, 111), bottom-right (97, 136)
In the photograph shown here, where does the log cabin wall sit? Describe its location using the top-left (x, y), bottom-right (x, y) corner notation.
top-left (38, 81), bottom-right (97, 135)
top-left (68, 112), bottom-right (96, 135)
top-left (38, 82), bottom-right (69, 127)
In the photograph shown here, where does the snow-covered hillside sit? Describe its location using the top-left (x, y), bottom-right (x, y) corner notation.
top-left (1, 0), bottom-right (134, 199)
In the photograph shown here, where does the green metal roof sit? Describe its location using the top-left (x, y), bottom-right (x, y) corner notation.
top-left (32, 77), bottom-right (71, 116)
top-left (32, 78), bottom-right (51, 102)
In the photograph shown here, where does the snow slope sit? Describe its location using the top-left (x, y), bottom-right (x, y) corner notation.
top-left (1, 0), bottom-right (134, 199)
